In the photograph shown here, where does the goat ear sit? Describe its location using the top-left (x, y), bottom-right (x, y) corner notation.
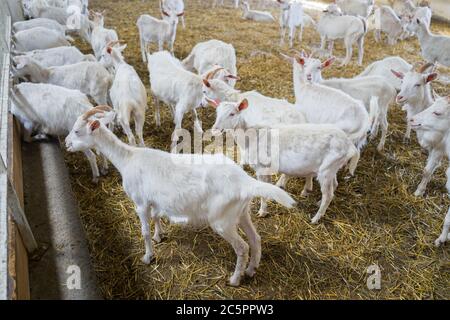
top-left (226, 75), bottom-right (241, 80)
top-left (237, 99), bottom-right (249, 112)
top-left (203, 79), bottom-right (211, 88)
top-left (425, 73), bottom-right (438, 83)
top-left (295, 56), bottom-right (305, 66)
top-left (279, 53), bottom-right (294, 63)
top-left (391, 69), bottom-right (404, 79)
top-left (322, 56), bottom-right (335, 69)
top-left (205, 97), bottom-right (219, 108)
top-left (89, 120), bottom-right (101, 132)
top-left (118, 44), bottom-right (127, 52)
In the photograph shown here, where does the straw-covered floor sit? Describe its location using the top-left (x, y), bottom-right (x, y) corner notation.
top-left (63, 0), bottom-right (449, 299)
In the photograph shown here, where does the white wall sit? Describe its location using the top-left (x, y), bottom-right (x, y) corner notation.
top-left (377, 0), bottom-right (450, 22)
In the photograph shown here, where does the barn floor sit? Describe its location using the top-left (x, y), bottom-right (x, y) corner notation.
top-left (63, 0), bottom-right (450, 299)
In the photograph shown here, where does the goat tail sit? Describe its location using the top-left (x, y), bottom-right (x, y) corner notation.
top-left (181, 51), bottom-right (195, 71)
top-left (346, 144), bottom-right (360, 176)
top-left (349, 120), bottom-right (369, 152)
top-left (247, 180), bottom-right (296, 209)
top-left (358, 15), bottom-right (367, 34)
top-left (358, 61), bottom-right (374, 78)
top-left (368, 96), bottom-right (380, 137)
top-left (65, 35), bottom-right (75, 42)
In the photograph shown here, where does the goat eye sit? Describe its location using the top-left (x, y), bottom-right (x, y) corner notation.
top-left (230, 113), bottom-right (235, 117)
top-left (433, 112), bottom-right (442, 116)
top-left (415, 84), bottom-right (421, 87)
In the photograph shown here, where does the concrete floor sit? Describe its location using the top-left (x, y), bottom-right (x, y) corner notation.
top-left (22, 139), bottom-right (100, 300)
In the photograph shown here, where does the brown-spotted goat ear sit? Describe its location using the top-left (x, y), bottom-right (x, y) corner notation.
top-left (203, 79), bottom-right (211, 88)
top-left (295, 55), bottom-right (306, 66)
top-left (89, 120), bottom-right (101, 132)
top-left (425, 73), bottom-right (438, 83)
top-left (322, 56), bottom-right (336, 69)
top-left (238, 99), bottom-right (249, 112)
top-left (226, 75), bottom-right (241, 80)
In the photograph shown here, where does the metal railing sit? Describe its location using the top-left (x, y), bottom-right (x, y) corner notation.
top-left (0, 0), bottom-right (12, 300)
top-left (0, 0), bottom-right (36, 300)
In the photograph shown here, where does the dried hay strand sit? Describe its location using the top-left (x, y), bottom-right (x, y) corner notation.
top-left (62, 0), bottom-right (450, 299)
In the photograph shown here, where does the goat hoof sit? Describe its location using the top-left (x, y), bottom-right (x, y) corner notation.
top-left (100, 168), bottom-right (109, 176)
top-left (414, 190), bottom-right (424, 197)
top-left (141, 254), bottom-right (155, 265)
top-left (229, 275), bottom-right (241, 287)
top-left (435, 237), bottom-right (446, 247)
top-left (311, 216), bottom-right (320, 224)
top-left (92, 177), bottom-right (99, 184)
top-left (301, 190), bottom-right (311, 197)
top-left (257, 211), bottom-right (268, 218)
top-left (245, 267), bottom-right (257, 278)
top-left (153, 234), bottom-right (162, 243)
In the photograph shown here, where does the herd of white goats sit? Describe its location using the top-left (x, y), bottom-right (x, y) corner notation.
top-left (7, 0), bottom-right (450, 286)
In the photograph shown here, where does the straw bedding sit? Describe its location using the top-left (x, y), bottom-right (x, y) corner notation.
top-left (62, 0), bottom-right (449, 299)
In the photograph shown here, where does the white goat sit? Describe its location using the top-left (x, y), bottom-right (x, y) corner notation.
top-left (241, 1), bottom-right (275, 22)
top-left (28, 0), bottom-right (70, 24)
top-left (357, 56), bottom-right (412, 91)
top-left (89, 10), bottom-right (119, 60)
top-left (162, 0), bottom-right (185, 28)
top-left (407, 18), bottom-right (450, 67)
top-left (182, 39), bottom-right (239, 87)
top-left (12, 55), bottom-right (112, 105)
top-left (369, 5), bottom-right (405, 45)
top-left (13, 17), bottom-right (65, 34)
top-left (65, 106), bottom-right (296, 286)
top-left (282, 52), bottom-right (370, 150)
top-left (392, 63), bottom-right (439, 196)
top-left (202, 74), bottom-right (306, 165)
top-left (148, 51), bottom-right (206, 148)
top-left (335, 0), bottom-right (374, 18)
top-left (392, 62), bottom-right (437, 141)
top-left (13, 46), bottom-right (96, 68)
top-left (201, 77), bottom-right (307, 130)
top-left (308, 56), bottom-right (397, 152)
top-left (410, 96), bottom-right (450, 246)
top-left (277, 0), bottom-right (308, 48)
top-left (12, 27), bottom-right (72, 52)
top-left (137, 12), bottom-right (179, 62)
top-left (317, 4), bottom-right (367, 66)
top-left (9, 83), bottom-right (106, 182)
top-left (211, 99), bottom-right (360, 223)
top-left (99, 42), bottom-right (148, 147)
